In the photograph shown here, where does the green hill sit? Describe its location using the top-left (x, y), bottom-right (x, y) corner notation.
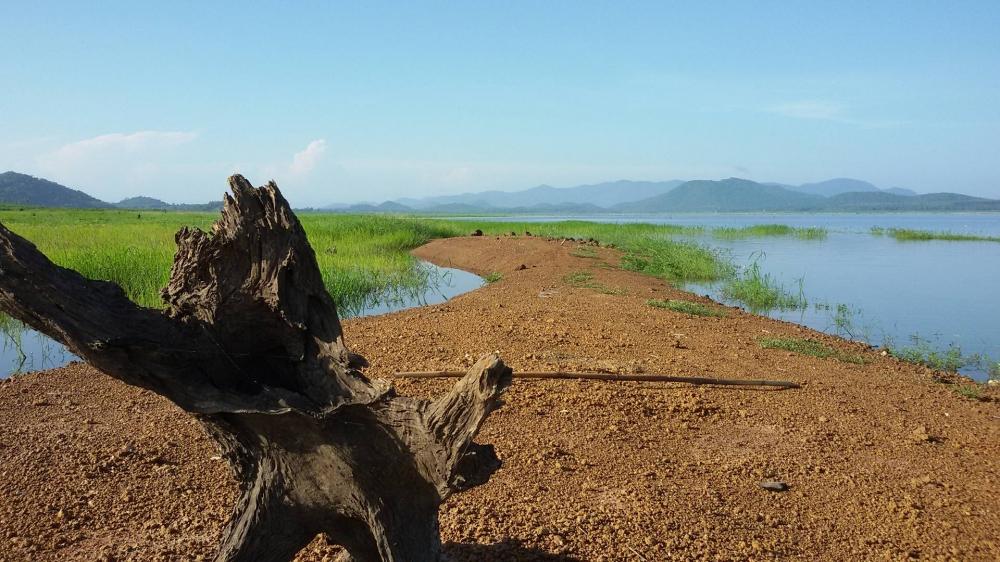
top-left (0, 171), bottom-right (110, 208)
top-left (116, 196), bottom-right (223, 212)
top-left (826, 191), bottom-right (1000, 211)
top-left (615, 178), bottom-right (825, 212)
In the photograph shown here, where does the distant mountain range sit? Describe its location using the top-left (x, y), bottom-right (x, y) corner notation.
top-left (0, 172), bottom-right (221, 211)
top-left (332, 176), bottom-right (997, 213)
top-left (2, 170), bottom-right (997, 214)
top-left (392, 180), bottom-right (685, 210)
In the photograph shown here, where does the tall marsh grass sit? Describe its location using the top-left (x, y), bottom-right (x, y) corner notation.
top-left (0, 209), bottom-right (828, 322)
top-left (872, 227), bottom-right (1000, 243)
top-left (712, 224), bottom-right (827, 240)
top-left (721, 257), bottom-right (806, 313)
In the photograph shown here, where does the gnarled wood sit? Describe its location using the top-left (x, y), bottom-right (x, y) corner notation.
top-left (0, 175), bottom-right (512, 561)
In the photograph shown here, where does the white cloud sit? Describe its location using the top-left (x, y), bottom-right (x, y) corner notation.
top-left (42, 131), bottom-right (197, 166)
top-left (32, 130), bottom-right (200, 201)
top-left (288, 139), bottom-right (327, 176)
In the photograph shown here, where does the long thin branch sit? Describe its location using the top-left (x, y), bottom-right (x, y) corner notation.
top-left (394, 370), bottom-right (801, 389)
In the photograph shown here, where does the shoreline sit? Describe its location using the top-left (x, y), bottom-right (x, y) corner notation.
top-left (1, 236), bottom-right (998, 560)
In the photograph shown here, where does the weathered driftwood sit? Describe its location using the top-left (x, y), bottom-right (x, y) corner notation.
top-left (0, 175), bottom-right (512, 562)
top-left (395, 370), bottom-right (800, 389)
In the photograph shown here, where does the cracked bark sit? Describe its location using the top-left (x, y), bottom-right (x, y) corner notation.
top-left (0, 175), bottom-right (511, 561)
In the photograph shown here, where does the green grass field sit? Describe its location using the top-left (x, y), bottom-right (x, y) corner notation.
top-left (0, 209), bottom-right (737, 315)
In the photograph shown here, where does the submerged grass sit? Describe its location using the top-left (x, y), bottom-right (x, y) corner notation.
top-left (721, 259), bottom-right (806, 313)
top-left (884, 335), bottom-right (973, 372)
top-left (873, 227), bottom-right (1000, 243)
top-left (646, 299), bottom-right (726, 317)
top-left (759, 337), bottom-right (866, 364)
top-left (712, 224), bottom-right (827, 240)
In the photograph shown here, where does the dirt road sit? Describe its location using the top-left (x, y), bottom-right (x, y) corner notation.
top-left (2, 236), bottom-right (997, 560)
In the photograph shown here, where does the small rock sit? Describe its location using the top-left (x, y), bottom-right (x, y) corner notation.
top-left (470, 229), bottom-right (483, 236)
top-left (910, 425), bottom-right (932, 443)
top-left (759, 480), bottom-right (789, 492)
top-left (515, 264), bottom-right (527, 271)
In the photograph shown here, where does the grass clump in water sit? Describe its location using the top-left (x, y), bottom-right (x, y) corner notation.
top-left (722, 259), bottom-right (806, 313)
top-left (759, 337), bottom-right (866, 364)
top-left (646, 299), bottom-right (726, 317)
top-left (885, 336), bottom-right (971, 372)
top-left (712, 224), bottom-right (827, 240)
top-left (880, 228), bottom-right (1000, 243)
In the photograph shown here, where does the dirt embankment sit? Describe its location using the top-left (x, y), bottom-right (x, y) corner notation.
top-left (1, 236), bottom-right (998, 561)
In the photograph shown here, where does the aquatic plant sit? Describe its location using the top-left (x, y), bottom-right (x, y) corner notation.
top-left (721, 255), bottom-right (806, 313)
top-left (884, 335), bottom-right (972, 372)
top-left (712, 224), bottom-right (827, 240)
top-left (883, 228), bottom-right (1000, 243)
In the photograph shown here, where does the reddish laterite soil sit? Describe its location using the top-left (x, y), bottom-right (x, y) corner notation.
top-left (1, 236), bottom-right (997, 561)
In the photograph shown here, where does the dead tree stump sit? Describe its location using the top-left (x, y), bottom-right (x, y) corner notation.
top-left (0, 175), bottom-right (512, 561)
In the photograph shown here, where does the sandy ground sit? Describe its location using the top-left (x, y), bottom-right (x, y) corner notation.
top-left (1, 235), bottom-right (998, 561)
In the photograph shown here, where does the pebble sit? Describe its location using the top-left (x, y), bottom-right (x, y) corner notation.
top-left (759, 480), bottom-right (789, 492)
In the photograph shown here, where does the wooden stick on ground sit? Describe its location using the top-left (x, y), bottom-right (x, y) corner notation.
top-left (394, 370), bottom-right (801, 389)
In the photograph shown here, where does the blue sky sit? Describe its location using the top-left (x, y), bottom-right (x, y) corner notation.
top-left (2, 1), bottom-right (998, 206)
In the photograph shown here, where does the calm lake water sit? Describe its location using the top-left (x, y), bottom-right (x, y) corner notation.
top-left (463, 212), bottom-right (1000, 381)
top-left (0, 261), bottom-right (482, 379)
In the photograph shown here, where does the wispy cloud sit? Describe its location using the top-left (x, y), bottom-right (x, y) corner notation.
top-left (765, 100), bottom-right (904, 130)
top-left (42, 131), bottom-right (198, 165)
top-left (32, 131), bottom-right (200, 200)
top-left (767, 100), bottom-right (846, 121)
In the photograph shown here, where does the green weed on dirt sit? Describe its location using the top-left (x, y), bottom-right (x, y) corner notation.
top-left (646, 299), bottom-right (726, 317)
top-left (759, 337), bottom-right (866, 364)
top-left (952, 384), bottom-right (986, 401)
top-left (563, 271), bottom-right (625, 295)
